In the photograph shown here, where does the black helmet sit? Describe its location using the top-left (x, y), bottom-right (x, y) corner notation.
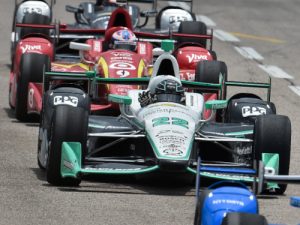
top-left (154, 78), bottom-right (184, 104)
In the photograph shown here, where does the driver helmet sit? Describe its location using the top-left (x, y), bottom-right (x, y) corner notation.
top-left (149, 75), bottom-right (185, 104)
top-left (111, 29), bottom-right (137, 51)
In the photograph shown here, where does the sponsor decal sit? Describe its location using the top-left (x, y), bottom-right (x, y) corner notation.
top-left (93, 41), bottom-right (101, 52)
top-left (169, 15), bottom-right (188, 24)
top-left (28, 88), bottom-right (34, 108)
top-left (63, 160), bottom-right (74, 170)
top-left (186, 54), bottom-right (208, 63)
top-left (110, 52), bottom-right (132, 57)
top-left (116, 70), bottom-right (130, 77)
top-left (242, 106), bottom-right (266, 117)
top-left (152, 117), bottom-right (189, 129)
top-left (142, 105), bottom-right (191, 119)
top-left (109, 62), bottom-right (136, 70)
top-left (157, 135), bottom-right (187, 146)
top-left (53, 96), bottom-right (79, 107)
top-left (23, 7), bottom-right (42, 14)
top-left (139, 43), bottom-right (146, 55)
top-left (212, 199), bottom-right (245, 206)
top-left (20, 44), bottom-right (42, 54)
top-left (180, 71), bottom-right (195, 81)
top-left (236, 146), bottom-right (252, 155)
top-left (111, 56), bottom-right (133, 61)
top-left (163, 145), bottom-right (184, 156)
top-left (201, 172), bottom-right (253, 181)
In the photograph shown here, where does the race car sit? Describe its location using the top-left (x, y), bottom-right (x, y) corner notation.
top-left (11, 0), bottom-right (54, 63)
top-left (193, 165), bottom-right (300, 225)
top-left (37, 50), bottom-right (292, 193)
top-left (9, 5), bottom-right (215, 121)
top-left (65, 0), bottom-right (140, 29)
top-left (194, 182), bottom-right (300, 225)
top-left (65, 0), bottom-right (197, 31)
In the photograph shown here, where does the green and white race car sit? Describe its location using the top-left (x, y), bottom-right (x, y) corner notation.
top-left (37, 50), bottom-right (291, 195)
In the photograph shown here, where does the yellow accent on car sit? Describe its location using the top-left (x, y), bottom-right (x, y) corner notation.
top-left (52, 63), bottom-right (90, 71)
top-left (137, 59), bottom-right (146, 78)
top-left (98, 57), bottom-right (109, 78)
top-left (98, 57), bottom-right (109, 89)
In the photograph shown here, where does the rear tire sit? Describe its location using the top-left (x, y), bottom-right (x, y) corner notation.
top-left (195, 60), bottom-right (227, 95)
top-left (221, 213), bottom-right (268, 225)
top-left (177, 21), bottom-right (207, 48)
top-left (195, 60), bottom-right (227, 121)
top-left (253, 115), bottom-right (291, 194)
top-left (225, 97), bottom-right (276, 123)
top-left (46, 105), bottom-right (88, 186)
top-left (20, 13), bottom-right (51, 38)
top-left (15, 53), bottom-right (50, 121)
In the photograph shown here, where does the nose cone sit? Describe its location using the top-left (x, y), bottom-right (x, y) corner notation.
top-left (158, 159), bottom-right (188, 172)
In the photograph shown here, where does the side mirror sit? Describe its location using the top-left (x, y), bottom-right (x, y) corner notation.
top-left (205, 100), bottom-right (228, 110)
top-left (108, 94), bottom-right (132, 105)
top-left (69, 42), bottom-right (92, 51)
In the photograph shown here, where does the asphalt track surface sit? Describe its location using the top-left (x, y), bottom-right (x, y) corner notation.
top-left (0, 0), bottom-right (300, 224)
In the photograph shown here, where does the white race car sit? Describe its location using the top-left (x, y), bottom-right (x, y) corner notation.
top-left (38, 49), bottom-right (291, 194)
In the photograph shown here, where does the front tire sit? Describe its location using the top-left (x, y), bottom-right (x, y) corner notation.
top-left (15, 53), bottom-right (50, 121)
top-left (253, 115), bottom-right (291, 194)
top-left (221, 213), bottom-right (268, 225)
top-left (46, 105), bottom-right (88, 186)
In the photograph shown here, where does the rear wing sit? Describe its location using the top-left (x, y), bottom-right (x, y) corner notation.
top-left (16, 23), bottom-right (212, 39)
top-left (16, 23), bottom-right (214, 50)
top-left (125, 0), bottom-right (193, 11)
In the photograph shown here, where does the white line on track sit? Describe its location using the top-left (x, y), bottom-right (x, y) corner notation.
top-left (234, 47), bottom-right (264, 61)
top-left (213, 29), bottom-right (240, 42)
top-left (289, 86), bottom-right (300, 96)
top-left (196, 15), bottom-right (216, 27)
top-left (258, 65), bottom-right (294, 79)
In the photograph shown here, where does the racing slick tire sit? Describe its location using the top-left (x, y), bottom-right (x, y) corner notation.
top-left (225, 97), bottom-right (276, 123)
top-left (177, 21), bottom-right (207, 48)
top-left (195, 60), bottom-right (227, 121)
top-left (221, 213), bottom-right (268, 225)
top-left (194, 189), bottom-right (212, 225)
top-left (195, 60), bottom-right (227, 98)
top-left (15, 53), bottom-right (50, 121)
top-left (46, 105), bottom-right (88, 186)
top-left (20, 12), bottom-right (51, 38)
top-left (253, 115), bottom-right (291, 194)
top-left (155, 6), bottom-right (196, 29)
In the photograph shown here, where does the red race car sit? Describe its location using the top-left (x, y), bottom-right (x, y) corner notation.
top-left (9, 6), bottom-right (220, 121)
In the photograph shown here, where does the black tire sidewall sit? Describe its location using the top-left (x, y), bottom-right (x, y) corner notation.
top-left (177, 21), bottom-right (207, 48)
top-left (253, 115), bottom-right (291, 194)
top-left (15, 53), bottom-right (50, 121)
top-left (46, 105), bottom-right (88, 186)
